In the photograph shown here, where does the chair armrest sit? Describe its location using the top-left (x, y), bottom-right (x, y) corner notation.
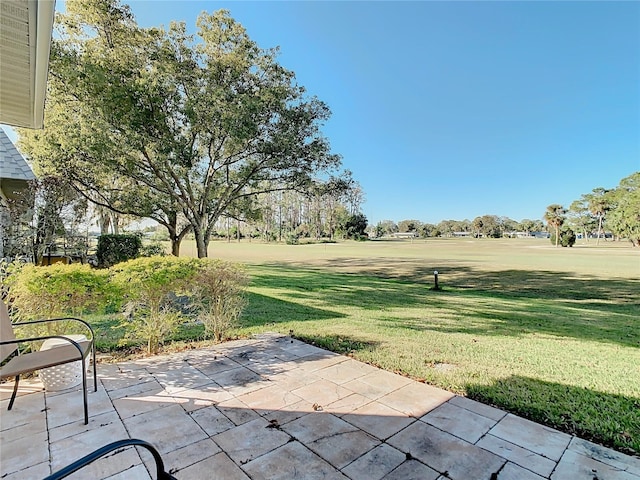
top-left (0, 335), bottom-right (87, 357)
top-left (12, 317), bottom-right (95, 343)
top-left (44, 439), bottom-right (176, 480)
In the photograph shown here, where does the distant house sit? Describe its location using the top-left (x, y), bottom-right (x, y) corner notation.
top-left (390, 232), bottom-right (419, 238)
top-left (0, 128), bottom-right (36, 258)
top-left (452, 231), bottom-right (472, 237)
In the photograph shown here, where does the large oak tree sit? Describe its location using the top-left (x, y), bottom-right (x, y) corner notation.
top-left (19, 0), bottom-right (343, 257)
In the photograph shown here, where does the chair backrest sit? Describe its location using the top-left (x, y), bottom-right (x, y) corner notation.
top-left (1, 301), bottom-right (18, 362)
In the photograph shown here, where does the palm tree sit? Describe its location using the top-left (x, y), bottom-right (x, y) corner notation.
top-left (544, 204), bottom-right (566, 247)
top-left (586, 188), bottom-right (610, 245)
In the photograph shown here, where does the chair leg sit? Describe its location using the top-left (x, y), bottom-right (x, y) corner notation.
top-left (81, 359), bottom-right (88, 425)
top-left (91, 346), bottom-right (97, 392)
top-left (8, 375), bottom-right (20, 411)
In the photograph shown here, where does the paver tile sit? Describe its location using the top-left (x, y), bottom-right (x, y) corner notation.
top-left (1, 461), bottom-right (50, 480)
top-left (282, 411), bottom-right (358, 444)
top-left (378, 382), bottom-right (453, 418)
top-left (489, 414), bottom-right (571, 461)
top-left (242, 441), bottom-right (347, 480)
top-left (123, 403), bottom-right (207, 454)
top-left (187, 355), bottom-right (242, 376)
top-left (567, 437), bottom-right (640, 476)
top-left (315, 361), bottom-right (369, 384)
top-left (212, 366), bottom-right (270, 396)
top-left (0, 377), bottom-right (43, 401)
top-left (382, 459), bottom-right (440, 480)
top-left (140, 438), bottom-right (220, 474)
top-left (422, 401), bottom-right (497, 443)
top-left (294, 352), bottom-right (349, 373)
top-left (188, 405), bottom-right (236, 436)
top-left (341, 443), bottom-right (406, 480)
top-left (100, 369), bottom-right (154, 392)
top-left (46, 385), bottom-right (113, 428)
top-left (0, 395), bottom-right (47, 443)
top-left (105, 378), bottom-right (162, 401)
top-left (342, 401), bottom-right (415, 440)
top-left (236, 383), bottom-right (302, 411)
top-left (551, 449), bottom-right (640, 480)
top-left (291, 379), bottom-right (353, 406)
top-left (151, 364), bottom-right (213, 394)
top-left (212, 417), bottom-right (291, 465)
top-left (111, 386), bottom-right (177, 419)
top-left (215, 396), bottom-right (261, 425)
top-left (104, 463), bottom-right (152, 480)
top-left (324, 393), bottom-right (372, 416)
top-left (49, 409), bottom-right (123, 443)
top-left (477, 433), bottom-right (556, 477)
top-left (258, 399), bottom-right (317, 426)
top-left (171, 384), bottom-right (233, 412)
top-left (174, 452), bottom-right (250, 479)
top-left (358, 370), bottom-right (413, 393)
top-left (0, 431), bottom-right (49, 476)
top-left (497, 462), bottom-right (546, 480)
top-left (308, 430), bottom-right (380, 470)
top-left (50, 423), bottom-right (137, 477)
top-left (447, 395), bottom-right (507, 421)
top-left (388, 421), bottom-right (505, 480)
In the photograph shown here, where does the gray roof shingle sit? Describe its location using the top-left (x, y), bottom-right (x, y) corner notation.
top-left (0, 128), bottom-right (36, 181)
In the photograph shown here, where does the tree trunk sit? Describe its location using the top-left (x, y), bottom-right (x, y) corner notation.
top-left (193, 224), bottom-right (209, 258)
top-left (555, 225), bottom-right (559, 247)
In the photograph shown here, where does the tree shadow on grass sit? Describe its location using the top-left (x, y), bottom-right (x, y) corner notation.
top-left (242, 291), bottom-right (346, 328)
top-left (467, 375), bottom-right (640, 456)
top-left (248, 263), bottom-right (639, 348)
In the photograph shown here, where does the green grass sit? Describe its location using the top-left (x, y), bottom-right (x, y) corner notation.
top-left (104, 237), bottom-right (640, 454)
top-left (192, 238), bottom-right (639, 455)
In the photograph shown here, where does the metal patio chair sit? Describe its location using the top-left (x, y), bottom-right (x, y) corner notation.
top-left (0, 301), bottom-right (97, 424)
top-left (44, 438), bottom-right (177, 480)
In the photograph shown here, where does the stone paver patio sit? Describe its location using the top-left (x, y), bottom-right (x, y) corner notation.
top-left (1, 333), bottom-right (639, 479)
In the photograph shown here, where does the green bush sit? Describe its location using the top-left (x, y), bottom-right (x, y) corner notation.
top-left (97, 234), bottom-right (142, 267)
top-left (190, 260), bottom-right (249, 342)
top-left (550, 227), bottom-right (577, 247)
top-left (140, 242), bottom-right (167, 257)
top-left (4, 262), bottom-right (117, 337)
top-left (111, 256), bottom-right (201, 353)
top-left (285, 233), bottom-right (300, 245)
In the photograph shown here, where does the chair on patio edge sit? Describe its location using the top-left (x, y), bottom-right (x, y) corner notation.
top-left (0, 301), bottom-right (97, 425)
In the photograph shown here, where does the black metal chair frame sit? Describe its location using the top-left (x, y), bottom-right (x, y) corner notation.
top-left (43, 439), bottom-right (177, 480)
top-left (0, 317), bottom-right (98, 424)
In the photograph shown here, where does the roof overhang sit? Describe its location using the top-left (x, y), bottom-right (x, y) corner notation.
top-left (0, 0), bottom-right (56, 129)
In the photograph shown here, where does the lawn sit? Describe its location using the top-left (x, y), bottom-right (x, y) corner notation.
top-left (175, 237), bottom-right (639, 455)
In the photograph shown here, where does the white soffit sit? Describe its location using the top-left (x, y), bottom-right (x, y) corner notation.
top-left (0, 0), bottom-right (56, 129)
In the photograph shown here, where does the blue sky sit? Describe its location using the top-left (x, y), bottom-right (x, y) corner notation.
top-left (4, 1), bottom-right (639, 225)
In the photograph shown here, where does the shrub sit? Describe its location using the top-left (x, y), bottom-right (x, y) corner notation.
top-left (97, 234), bottom-right (142, 267)
top-left (285, 233), bottom-right (299, 245)
top-left (140, 242), bottom-right (167, 257)
top-left (190, 260), bottom-right (249, 342)
top-left (111, 256), bottom-right (201, 353)
top-left (4, 262), bottom-right (116, 337)
top-left (550, 227), bottom-right (577, 247)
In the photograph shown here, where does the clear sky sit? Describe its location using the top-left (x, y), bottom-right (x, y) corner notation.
top-left (4, 1), bottom-right (639, 225)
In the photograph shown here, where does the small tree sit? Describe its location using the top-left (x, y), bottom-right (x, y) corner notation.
top-left (544, 204), bottom-right (566, 247)
top-left (550, 226), bottom-right (577, 247)
top-left (190, 260), bottom-right (249, 342)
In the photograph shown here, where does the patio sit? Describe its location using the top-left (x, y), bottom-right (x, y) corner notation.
top-left (1, 333), bottom-right (638, 480)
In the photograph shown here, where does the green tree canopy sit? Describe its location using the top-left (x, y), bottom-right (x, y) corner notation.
top-left (18, 0), bottom-right (344, 257)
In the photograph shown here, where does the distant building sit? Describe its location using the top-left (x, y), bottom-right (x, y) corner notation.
top-left (391, 232), bottom-right (419, 238)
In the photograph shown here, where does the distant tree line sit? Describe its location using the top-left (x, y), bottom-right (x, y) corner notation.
top-left (544, 172), bottom-right (640, 247)
top-left (369, 216), bottom-right (546, 239)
